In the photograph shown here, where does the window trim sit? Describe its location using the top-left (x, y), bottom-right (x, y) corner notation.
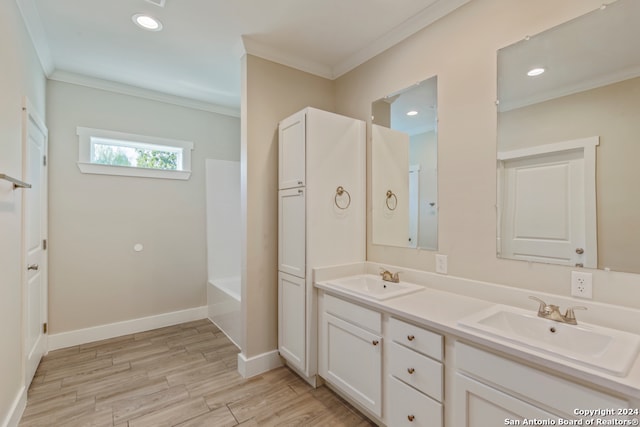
top-left (77, 127), bottom-right (194, 180)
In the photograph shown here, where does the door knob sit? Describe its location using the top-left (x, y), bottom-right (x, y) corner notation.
top-left (27, 264), bottom-right (39, 271)
top-left (575, 248), bottom-right (584, 254)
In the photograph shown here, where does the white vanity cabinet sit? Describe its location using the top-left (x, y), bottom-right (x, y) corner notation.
top-left (453, 342), bottom-right (630, 426)
top-left (319, 293), bottom-right (383, 417)
top-left (386, 317), bottom-right (444, 427)
top-left (278, 108), bottom-right (365, 383)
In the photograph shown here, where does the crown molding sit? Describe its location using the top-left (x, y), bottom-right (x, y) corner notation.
top-left (333, 0), bottom-right (472, 78)
top-left (15, 0), bottom-right (54, 75)
top-left (242, 36), bottom-right (334, 79)
top-left (241, 0), bottom-right (471, 81)
top-left (49, 70), bottom-right (241, 117)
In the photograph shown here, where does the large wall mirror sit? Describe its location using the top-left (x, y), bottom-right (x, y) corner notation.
top-left (371, 76), bottom-right (438, 250)
top-left (497, 0), bottom-right (640, 274)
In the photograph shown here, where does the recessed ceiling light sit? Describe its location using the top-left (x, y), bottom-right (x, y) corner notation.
top-left (133, 14), bottom-right (163, 31)
top-left (527, 67), bottom-right (545, 77)
top-left (407, 110), bottom-right (418, 116)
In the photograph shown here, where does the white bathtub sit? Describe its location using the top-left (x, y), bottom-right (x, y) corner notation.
top-left (207, 277), bottom-right (241, 348)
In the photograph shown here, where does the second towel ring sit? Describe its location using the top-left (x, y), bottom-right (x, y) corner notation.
top-left (386, 190), bottom-right (398, 211)
top-left (335, 186), bottom-right (351, 210)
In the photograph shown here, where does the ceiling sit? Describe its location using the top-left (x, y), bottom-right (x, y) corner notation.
top-left (17, 0), bottom-right (470, 115)
top-left (498, 0), bottom-right (640, 112)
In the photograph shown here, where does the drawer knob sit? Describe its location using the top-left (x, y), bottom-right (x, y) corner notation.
top-left (372, 340), bottom-right (379, 346)
top-left (408, 415), bottom-right (415, 422)
top-left (407, 335), bottom-right (415, 341)
top-left (407, 367), bottom-right (415, 374)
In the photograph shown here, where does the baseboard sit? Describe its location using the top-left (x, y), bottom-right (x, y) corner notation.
top-left (237, 350), bottom-right (283, 378)
top-left (1, 385), bottom-right (26, 427)
top-left (48, 306), bottom-right (208, 351)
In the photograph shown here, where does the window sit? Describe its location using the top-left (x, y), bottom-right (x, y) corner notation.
top-left (77, 127), bottom-right (193, 180)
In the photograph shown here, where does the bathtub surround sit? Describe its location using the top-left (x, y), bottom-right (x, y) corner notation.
top-left (47, 80), bottom-right (240, 336)
top-left (0, 1), bottom-right (46, 426)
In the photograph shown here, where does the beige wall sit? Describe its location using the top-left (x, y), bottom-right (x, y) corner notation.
top-left (333, 0), bottom-right (640, 308)
top-left (47, 80), bottom-right (239, 333)
top-left (241, 54), bottom-right (334, 357)
top-left (499, 77), bottom-right (640, 274)
top-left (0, 0), bottom-right (46, 423)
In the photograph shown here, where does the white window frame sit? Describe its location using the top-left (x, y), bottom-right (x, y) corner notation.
top-left (77, 127), bottom-right (193, 180)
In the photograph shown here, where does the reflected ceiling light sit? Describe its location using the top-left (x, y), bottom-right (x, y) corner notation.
top-left (407, 110), bottom-right (418, 116)
top-left (133, 14), bottom-right (163, 31)
top-left (527, 67), bottom-right (545, 77)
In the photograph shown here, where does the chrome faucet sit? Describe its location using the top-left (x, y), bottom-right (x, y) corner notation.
top-left (380, 268), bottom-right (400, 283)
top-left (529, 296), bottom-right (587, 325)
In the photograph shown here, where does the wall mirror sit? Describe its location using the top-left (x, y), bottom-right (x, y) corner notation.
top-left (496, 0), bottom-right (640, 274)
top-left (371, 76), bottom-right (438, 250)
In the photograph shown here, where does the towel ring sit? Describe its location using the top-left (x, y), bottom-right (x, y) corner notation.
top-left (386, 190), bottom-right (398, 211)
top-left (335, 186), bottom-right (351, 210)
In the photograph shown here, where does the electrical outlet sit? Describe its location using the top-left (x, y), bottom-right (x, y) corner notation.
top-left (571, 271), bottom-right (593, 299)
top-left (435, 254), bottom-right (448, 274)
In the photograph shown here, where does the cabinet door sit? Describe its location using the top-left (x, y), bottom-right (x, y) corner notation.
top-left (278, 272), bottom-right (306, 372)
top-left (278, 188), bottom-right (305, 278)
top-left (453, 373), bottom-right (557, 427)
top-left (321, 312), bottom-right (382, 416)
top-left (279, 111), bottom-right (305, 189)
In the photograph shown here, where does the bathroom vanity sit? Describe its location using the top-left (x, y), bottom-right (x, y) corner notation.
top-left (315, 264), bottom-right (640, 427)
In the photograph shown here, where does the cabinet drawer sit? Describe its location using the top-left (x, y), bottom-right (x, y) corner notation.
top-left (389, 342), bottom-right (443, 402)
top-left (388, 317), bottom-right (442, 361)
top-left (388, 376), bottom-right (442, 427)
top-left (324, 294), bottom-right (381, 334)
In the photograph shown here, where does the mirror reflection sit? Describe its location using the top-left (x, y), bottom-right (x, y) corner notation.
top-left (371, 77), bottom-right (438, 250)
top-left (497, 0), bottom-right (640, 274)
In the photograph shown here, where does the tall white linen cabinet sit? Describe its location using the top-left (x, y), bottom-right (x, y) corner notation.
top-left (278, 107), bottom-right (366, 384)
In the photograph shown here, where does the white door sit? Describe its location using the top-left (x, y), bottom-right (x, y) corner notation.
top-left (278, 272), bottom-right (306, 372)
top-left (499, 148), bottom-right (596, 267)
top-left (23, 98), bottom-right (48, 385)
top-left (278, 187), bottom-right (305, 278)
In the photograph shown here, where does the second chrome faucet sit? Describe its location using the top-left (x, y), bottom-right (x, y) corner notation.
top-left (529, 296), bottom-right (587, 325)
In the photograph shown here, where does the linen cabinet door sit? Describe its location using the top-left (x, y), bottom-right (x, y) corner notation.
top-left (278, 188), bottom-right (305, 278)
top-left (278, 111), bottom-right (305, 189)
top-left (278, 272), bottom-right (306, 372)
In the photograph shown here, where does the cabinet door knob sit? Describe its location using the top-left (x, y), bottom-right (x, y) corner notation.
top-left (407, 335), bottom-right (415, 341)
top-left (298, 180), bottom-right (303, 185)
top-left (27, 264), bottom-right (39, 271)
top-left (407, 367), bottom-right (415, 374)
top-left (372, 340), bottom-right (379, 346)
top-left (408, 415), bottom-right (415, 422)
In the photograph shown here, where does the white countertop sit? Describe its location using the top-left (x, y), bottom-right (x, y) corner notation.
top-left (314, 267), bottom-right (640, 401)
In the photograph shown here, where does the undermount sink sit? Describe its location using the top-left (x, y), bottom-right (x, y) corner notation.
top-left (458, 305), bottom-right (640, 376)
top-left (323, 274), bottom-right (424, 301)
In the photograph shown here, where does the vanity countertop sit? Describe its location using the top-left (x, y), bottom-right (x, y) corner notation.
top-left (315, 273), bottom-right (640, 400)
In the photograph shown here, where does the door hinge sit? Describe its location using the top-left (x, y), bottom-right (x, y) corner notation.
top-left (43, 155), bottom-right (47, 166)
top-left (43, 323), bottom-right (48, 334)
top-left (43, 239), bottom-right (47, 250)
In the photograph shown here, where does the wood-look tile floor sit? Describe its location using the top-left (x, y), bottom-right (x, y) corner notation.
top-left (20, 319), bottom-right (375, 427)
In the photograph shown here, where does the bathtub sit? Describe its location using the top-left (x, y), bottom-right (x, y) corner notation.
top-left (207, 276), bottom-right (241, 349)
